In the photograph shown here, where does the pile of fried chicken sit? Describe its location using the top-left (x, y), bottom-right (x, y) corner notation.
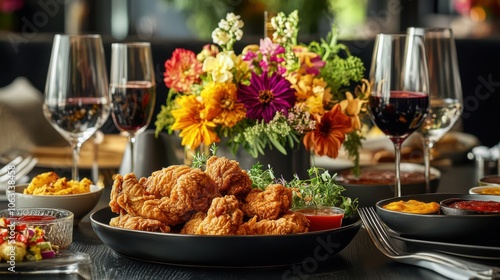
top-left (109, 156), bottom-right (309, 235)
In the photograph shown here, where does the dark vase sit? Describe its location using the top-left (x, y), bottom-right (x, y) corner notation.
top-left (218, 145), bottom-right (310, 181)
top-left (254, 145), bottom-right (311, 181)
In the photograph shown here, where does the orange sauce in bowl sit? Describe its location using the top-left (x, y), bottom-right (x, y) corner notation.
top-left (382, 200), bottom-right (440, 214)
top-left (476, 188), bottom-right (500, 195)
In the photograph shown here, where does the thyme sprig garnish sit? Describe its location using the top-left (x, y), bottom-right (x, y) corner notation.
top-left (248, 164), bottom-right (358, 217)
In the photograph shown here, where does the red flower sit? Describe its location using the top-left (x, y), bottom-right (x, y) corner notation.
top-left (164, 48), bottom-right (203, 93)
top-left (303, 104), bottom-right (353, 158)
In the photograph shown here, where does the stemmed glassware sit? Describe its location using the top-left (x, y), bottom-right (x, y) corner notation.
top-left (43, 34), bottom-right (111, 180)
top-left (407, 27), bottom-right (463, 193)
top-left (368, 34), bottom-right (430, 197)
top-left (109, 42), bottom-right (156, 173)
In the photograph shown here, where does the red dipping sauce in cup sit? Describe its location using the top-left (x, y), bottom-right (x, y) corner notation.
top-left (294, 206), bottom-right (345, 231)
top-left (10, 215), bottom-right (57, 222)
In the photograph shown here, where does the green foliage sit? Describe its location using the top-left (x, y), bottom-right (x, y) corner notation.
top-left (154, 101), bottom-right (176, 137)
top-left (248, 162), bottom-right (275, 190)
top-left (190, 144), bottom-right (218, 169)
top-left (247, 163), bottom-right (358, 217)
top-left (343, 130), bottom-right (364, 177)
top-left (307, 28), bottom-right (365, 102)
top-left (228, 113), bottom-right (301, 158)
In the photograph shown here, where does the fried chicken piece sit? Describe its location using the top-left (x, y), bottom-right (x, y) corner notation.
top-left (109, 173), bottom-right (171, 221)
top-left (194, 195), bottom-right (244, 235)
top-left (205, 156), bottom-right (252, 200)
top-left (180, 212), bottom-right (207, 234)
top-left (145, 165), bottom-right (192, 197)
top-left (110, 213), bottom-right (171, 233)
top-left (237, 212), bottom-right (309, 235)
top-left (109, 169), bottom-right (220, 226)
top-left (159, 168), bottom-right (221, 224)
top-left (241, 184), bottom-right (293, 220)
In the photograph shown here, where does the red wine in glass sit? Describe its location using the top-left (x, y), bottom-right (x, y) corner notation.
top-left (110, 42), bottom-right (156, 174)
top-left (369, 90), bottom-right (429, 144)
top-left (111, 81), bottom-right (155, 133)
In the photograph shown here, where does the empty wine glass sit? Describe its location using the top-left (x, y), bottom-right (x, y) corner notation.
top-left (407, 27), bottom-right (463, 193)
top-left (368, 34), bottom-right (430, 197)
top-left (109, 42), bottom-right (156, 173)
top-left (43, 34), bottom-right (111, 180)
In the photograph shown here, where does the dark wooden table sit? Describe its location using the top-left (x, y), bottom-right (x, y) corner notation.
top-left (1, 162), bottom-right (493, 280)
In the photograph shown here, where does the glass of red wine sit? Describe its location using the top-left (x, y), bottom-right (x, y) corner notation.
top-left (110, 42), bottom-right (156, 173)
top-left (43, 34), bottom-right (111, 180)
top-left (368, 34), bottom-right (430, 197)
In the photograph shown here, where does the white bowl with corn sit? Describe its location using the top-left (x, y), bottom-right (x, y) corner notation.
top-left (13, 172), bottom-right (104, 224)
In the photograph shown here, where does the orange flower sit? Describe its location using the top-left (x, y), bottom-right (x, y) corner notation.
top-left (171, 95), bottom-right (219, 149)
top-left (164, 48), bottom-right (203, 93)
top-left (303, 104), bottom-right (353, 158)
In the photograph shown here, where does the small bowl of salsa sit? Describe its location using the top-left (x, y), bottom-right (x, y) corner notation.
top-left (0, 208), bottom-right (74, 248)
top-left (440, 198), bottom-right (500, 215)
top-left (294, 206), bottom-right (345, 231)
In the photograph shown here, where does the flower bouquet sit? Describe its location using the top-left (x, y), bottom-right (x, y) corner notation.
top-left (155, 11), bottom-right (369, 173)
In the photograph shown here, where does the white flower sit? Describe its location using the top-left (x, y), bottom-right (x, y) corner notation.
top-left (202, 51), bottom-right (235, 83)
top-left (212, 28), bottom-right (230, 46)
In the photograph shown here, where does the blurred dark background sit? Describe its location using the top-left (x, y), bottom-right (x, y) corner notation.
top-left (1, 0), bottom-right (500, 147)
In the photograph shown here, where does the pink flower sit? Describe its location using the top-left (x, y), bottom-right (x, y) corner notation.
top-left (293, 46), bottom-right (325, 75)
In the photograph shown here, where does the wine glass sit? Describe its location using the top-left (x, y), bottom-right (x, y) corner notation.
top-left (407, 27), bottom-right (463, 193)
top-left (43, 34), bottom-right (111, 180)
top-left (368, 34), bottom-right (430, 197)
top-left (109, 42), bottom-right (156, 173)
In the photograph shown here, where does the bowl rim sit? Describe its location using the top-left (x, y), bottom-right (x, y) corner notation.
top-left (478, 175), bottom-right (500, 185)
top-left (14, 184), bottom-right (104, 197)
top-left (469, 185), bottom-right (500, 194)
top-left (0, 207), bottom-right (75, 223)
top-left (439, 197), bottom-right (500, 215)
top-left (335, 162), bottom-right (441, 186)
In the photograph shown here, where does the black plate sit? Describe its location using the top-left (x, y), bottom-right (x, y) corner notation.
top-left (375, 193), bottom-right (500, 242)
top-left (391, 234), bottom-right (500, 260)
top-left (90, 207), bottom-right (362, 267)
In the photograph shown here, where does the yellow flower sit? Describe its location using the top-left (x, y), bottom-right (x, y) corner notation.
top-left (287, 72), bottom-right (331, 115)
top-left (203, 51), bottom-right (236, 83)
top-left (171, 95), bottom-right (219, 149)
top-left (339, 91), bottom-right (365, 130)
top-left (201, 82), bottom-right (246, 127)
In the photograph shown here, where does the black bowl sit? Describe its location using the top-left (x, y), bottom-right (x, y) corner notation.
top-left (91, 207), bottom-right (362, 267)
top-left (336, 163), bottom-right (441, 208)
top-left (375, 193), bottom-right (500, 242)
top-left (440, 198), bottom-right (500, 215)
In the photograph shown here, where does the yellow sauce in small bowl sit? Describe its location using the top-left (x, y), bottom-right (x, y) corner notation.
top-left (382, 199), bottom-right (440, 214)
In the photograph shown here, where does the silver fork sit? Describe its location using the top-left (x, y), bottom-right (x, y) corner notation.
top-left (0, 155), bottom-right (38, 183)
top-left (358, 207), bottom-right (500, 280)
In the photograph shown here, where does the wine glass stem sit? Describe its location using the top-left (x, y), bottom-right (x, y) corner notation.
top-left (71, 139), bottom-right (82, 181)
top-left (394, 142), bottom-right (403, 197)
top-left (423, 139), bottom-right (434, 193)
top-left (129, 134), bottom-right (136, 174)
